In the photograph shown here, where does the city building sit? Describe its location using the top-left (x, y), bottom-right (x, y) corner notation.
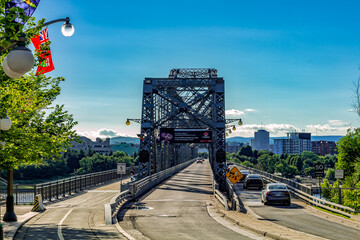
top-left (252, 129), bottom-right (270, 151)
top-left (311, 141), bottom-right (336, 156)
top-left (273, 132), bottom-right (311, 155)
top-left (226, 142), bottom-right (244, 153)
top-left (70, 136), bottom-right (112, 155)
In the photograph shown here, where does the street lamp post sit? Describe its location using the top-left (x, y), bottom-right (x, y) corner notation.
top-left (1, 17), bottom-right (74, 223)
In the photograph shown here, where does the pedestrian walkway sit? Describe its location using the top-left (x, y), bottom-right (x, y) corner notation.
top-left (1, 178), bottom-right (129, 240)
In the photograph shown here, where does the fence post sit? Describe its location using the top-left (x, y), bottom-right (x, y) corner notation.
top-left (15, 184), bottom-right (18, 205)
top-left (63, 180), bottom-right (66, 197)
top-left (338, 188), bottom-right (342, 205)
top-left (33, 184), bottom-right (37, 204)
top-left (69, 179), bottom-right (71, 195)
top-left (56, 180), bottom-right (59, 199)
top-left (41, 183), bottom-right (44, 200)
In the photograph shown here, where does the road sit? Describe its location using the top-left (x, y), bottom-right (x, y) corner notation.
top-left (118, 161), bottom-right (270, 240)
top-left (14, 181), bottom-right (128, 240)
top-left (235, 182), bottom-right (360, 240)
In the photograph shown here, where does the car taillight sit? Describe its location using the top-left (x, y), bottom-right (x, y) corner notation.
top-left (266, 192), bottom-right (272, 196)
top-left (284, 191), bottom-right (290, 195)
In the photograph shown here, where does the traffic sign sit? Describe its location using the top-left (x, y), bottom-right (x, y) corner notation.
top-left (335, 169), bottom-right (344, 179)
top-left (315, 163), bottom-right (324, 178)
top-left (117, 163), bottom-right (126, 174)
top-left (225, 166), bottom-right (243, 184)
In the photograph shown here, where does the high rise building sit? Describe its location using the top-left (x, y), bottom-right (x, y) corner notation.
top-left (273, 132), bottom-right (311, 155)
top-left (311, 141), bottom-right (336, 156)
top-left (252, 130), bottom-right (270, 151)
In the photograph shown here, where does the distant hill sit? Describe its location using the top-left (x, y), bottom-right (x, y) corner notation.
top-left (227, 135), bottom-right (344, 144)
top-left (227, 137), bottom-right (251, 143)
top-left (110, 136), bottom-right (139, 145)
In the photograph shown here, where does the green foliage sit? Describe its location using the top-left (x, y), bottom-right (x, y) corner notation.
top-left (275, 160), bottom-right (299, 178)
top-left (0, 5), bottom-right (78, 169)
top-left (13, 158), bottom-right (69, 180)
top-left (238, 145), bottom-right (253, 158)
top-left (325, 168), bottom-right (335, 181)
top-left (198, 152), bottom-right (209, 158)
top-left (321, 179), bottom-right (331, 199)
top-left (336, 128), bottom-right (360, 185)
top-left (242, 160), bottom-right (254, 168)
top-left (75, 151), bottom-right (134, 174)
top-left (303, 167), bottom-right (315, 177)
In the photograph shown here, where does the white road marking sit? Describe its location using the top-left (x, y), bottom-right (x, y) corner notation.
top-left (58, 208), bottom-right (74, 240)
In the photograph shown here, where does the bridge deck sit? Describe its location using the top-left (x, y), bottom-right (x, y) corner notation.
top-left (118, 160), bottom-right (267, 240)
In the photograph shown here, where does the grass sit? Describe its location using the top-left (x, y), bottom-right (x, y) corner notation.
top-left (314, 206), bottom-right (351, 219)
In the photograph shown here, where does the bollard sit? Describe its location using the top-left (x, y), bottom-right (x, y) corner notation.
top-left (32, 194), bottom-right (46, 212)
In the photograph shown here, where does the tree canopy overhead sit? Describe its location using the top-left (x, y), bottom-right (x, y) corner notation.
top-left (0, 1), bottom-right (78, 169)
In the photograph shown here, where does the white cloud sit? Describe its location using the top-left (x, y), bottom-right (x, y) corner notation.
top-left (225, 108), bottom-right (256, 116)
top-left (328, 120), bottom-right (347, 126)
top-left (225, 109), bottom-right (245, 116)
top-left (305, 120), bottom-right (350, 134)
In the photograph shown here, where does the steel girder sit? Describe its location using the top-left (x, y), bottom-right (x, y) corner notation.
top-left (138, 69), bottom-right (226, 182)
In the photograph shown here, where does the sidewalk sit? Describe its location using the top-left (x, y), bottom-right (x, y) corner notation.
top-left (1, 177), bottom-right (129, 240)
top-left (1, 204), bottom-right (37, 240)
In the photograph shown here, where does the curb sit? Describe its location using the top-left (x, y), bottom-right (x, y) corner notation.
top-left (4, 211), bottom-right (39, 240)
top-left (219, 208), bottom-right (289, 240)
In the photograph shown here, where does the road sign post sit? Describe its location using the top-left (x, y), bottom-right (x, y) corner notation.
top-left (315, 163), bottom-right (324, 199)
top-left (117, 163), bottom-right (126, 192)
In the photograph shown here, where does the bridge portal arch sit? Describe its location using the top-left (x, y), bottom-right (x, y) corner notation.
top-left (136, 68), bottom-right (238, 184)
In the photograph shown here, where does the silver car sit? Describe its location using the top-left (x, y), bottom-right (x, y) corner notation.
top-left (261, 183), bottom-right (291, 206)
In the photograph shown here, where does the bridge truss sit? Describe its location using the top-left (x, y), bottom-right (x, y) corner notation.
top-left (137, 68), bottom-right (229, 184)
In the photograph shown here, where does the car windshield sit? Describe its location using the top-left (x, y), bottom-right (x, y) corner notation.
top-left (268, 185), bottom-right (287, 190)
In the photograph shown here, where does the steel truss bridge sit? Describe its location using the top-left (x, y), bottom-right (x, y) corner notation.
top-left (132, 68), bottom-right (240, 185)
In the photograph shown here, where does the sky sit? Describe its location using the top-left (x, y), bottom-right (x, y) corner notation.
top-left (30, 0), bottom-right (360, 140)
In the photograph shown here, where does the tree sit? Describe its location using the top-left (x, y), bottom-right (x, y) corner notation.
top-left (0, 6), bottom-right (78, 170)
top-left (352, 74), bottom-right (360, 118)
top-left (336, 128), bottom-right (360, 185)
top-left (325, 168), bottom-right (335, 182)
top-left (238, 145), bottom-right (253, 158)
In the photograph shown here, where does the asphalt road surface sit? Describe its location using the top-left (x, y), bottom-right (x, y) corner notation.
top-left (118, 161), bottom-right (269, 240)
top-left (235, 183), bottom-right (360, 240)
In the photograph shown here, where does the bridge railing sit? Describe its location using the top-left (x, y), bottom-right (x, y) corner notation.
top-left (105, 159), bottom-right (196, 225)
top-left (1, 167), bottom-right (137, 205)
top-left (235, 163), bottom-right (359, 216)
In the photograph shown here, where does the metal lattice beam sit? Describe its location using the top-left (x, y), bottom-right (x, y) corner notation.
top-left (138, 68), bottom-right (227, 183)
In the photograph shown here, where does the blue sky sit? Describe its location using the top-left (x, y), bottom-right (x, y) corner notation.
top-left (31, 0), bottom-right (360, 139)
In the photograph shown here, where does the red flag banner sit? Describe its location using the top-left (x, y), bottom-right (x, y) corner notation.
top-left (31, 28), bottom-right (55, 75)
top-left (36, 50), bottom-right (54, 75)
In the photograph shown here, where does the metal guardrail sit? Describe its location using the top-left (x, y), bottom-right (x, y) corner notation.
top-left (1, 167), bottom-right (138, 205)
top-left (105, 159), bottom-right (196, 225)
top-left (236, 163), bottom-right (359, 216)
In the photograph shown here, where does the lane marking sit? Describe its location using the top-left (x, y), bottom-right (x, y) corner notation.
top-left (58, 208), bottom-right (73, 240)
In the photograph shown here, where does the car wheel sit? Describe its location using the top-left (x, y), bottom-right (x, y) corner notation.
top-left (286, 201), bottom-right (291, 206)
top-left (264, 201), bottom-right (268, 206)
